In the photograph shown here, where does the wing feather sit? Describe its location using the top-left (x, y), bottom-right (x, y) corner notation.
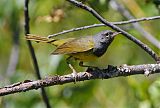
top-left (52, 36), bottom-right (94, 54)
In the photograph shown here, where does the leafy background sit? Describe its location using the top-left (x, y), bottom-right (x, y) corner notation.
top-left (0, 0), bottom-right (160, 108)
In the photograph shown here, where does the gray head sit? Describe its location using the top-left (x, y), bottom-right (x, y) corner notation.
top-left (93, 30), bottom-right (120, 57)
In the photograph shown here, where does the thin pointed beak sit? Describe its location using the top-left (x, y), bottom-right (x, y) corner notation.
top-left (112, 32), bottom-right (121, 37)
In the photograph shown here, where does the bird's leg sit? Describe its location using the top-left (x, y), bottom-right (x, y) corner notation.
top-left (66, 56), bottom-right (77, 83)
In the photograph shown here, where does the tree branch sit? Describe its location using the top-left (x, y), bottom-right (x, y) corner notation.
top-left (48, 16), bottom-right (160, 38)
top-left (66, 0), bottom-right (160, 62)
top-left (110, 0), bottom-right (160, 49)
top-left (0, 64), bottom-right (159, 96)
top-left (24, 0), bottom-right (51, 108)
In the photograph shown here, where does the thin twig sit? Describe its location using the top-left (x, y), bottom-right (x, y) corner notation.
top-left (110, 0), bottom-right (160, 49)
top-left (24, 0), bottom-right (51, 108)
top-left (48, 16), bottom-right (160, 38)
top-left (0, 63), bottom-right (160, 96)
top-left (66, 0), bottom-right (160, 62)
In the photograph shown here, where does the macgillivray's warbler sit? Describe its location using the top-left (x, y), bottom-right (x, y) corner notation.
top-left (26, 30), bottom-right (121, 80)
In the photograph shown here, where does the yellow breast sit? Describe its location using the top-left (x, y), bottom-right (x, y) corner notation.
top-left (69, 50), bottom-right (98, 62)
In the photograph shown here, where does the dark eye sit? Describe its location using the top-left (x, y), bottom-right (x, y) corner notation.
top-left (104, 32), bottom-right (113, 38)
top-left (104, 32), bottom-right (111, 36)
top-left (106, 32), bottom-right (113, 36)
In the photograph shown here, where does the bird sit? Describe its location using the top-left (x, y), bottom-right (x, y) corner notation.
top-left (26, 30), bottom-right (121, 80)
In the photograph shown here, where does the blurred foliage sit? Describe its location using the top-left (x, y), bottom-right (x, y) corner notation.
top-left (0, 0), bottom-right (160, 108)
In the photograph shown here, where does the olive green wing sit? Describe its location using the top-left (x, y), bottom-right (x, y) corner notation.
top-left (52, 38), bottom-right (75, 46)
top-left (51, 36), bottom-right (94, 55)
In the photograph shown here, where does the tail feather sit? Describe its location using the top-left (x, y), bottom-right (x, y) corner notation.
top-left (26, 34), bottom-right (56, 44)
top-left (25, 34), bottom-right (75, 46)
